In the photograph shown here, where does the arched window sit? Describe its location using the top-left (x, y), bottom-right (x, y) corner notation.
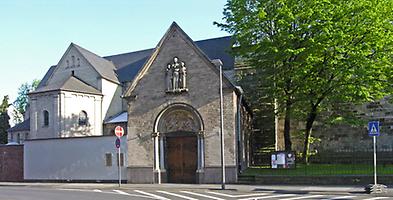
top-left (71, 55), bottom-right (75, 67)
top-left (78, 111), bottom-right (88, 126)
top-left (43, 110), bottom-right (49, 126)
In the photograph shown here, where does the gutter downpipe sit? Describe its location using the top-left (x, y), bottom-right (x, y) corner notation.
top-left (236, 86), bottom-right (243, 173)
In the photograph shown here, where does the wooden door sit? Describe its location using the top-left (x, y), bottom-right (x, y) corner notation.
top-left (166, 136), bottom-right (197, 183)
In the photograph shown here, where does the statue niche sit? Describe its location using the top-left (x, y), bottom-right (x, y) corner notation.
top-left (166, 57), bottom-right (188, 93)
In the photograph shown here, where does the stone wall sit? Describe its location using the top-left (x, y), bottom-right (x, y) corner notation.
top-left (276, 96), bottom-right (393, 155)
top-left (0, 145), bottom-right (23, 182)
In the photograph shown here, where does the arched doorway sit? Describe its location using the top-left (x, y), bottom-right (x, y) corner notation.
top-left (153, 103), bottom-right (204, 183)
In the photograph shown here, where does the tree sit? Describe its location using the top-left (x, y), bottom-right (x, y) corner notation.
top-left (217, 0), bottom-right (393, 162)
top-left (0, 96), bottom-right (11, 144)
top-left (13, 79), bottom-right (40, 123)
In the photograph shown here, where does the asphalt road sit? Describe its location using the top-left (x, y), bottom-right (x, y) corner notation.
top-left (0, 187), bottom-right (148, 200)
top-left (0, 184), bottom-right (392, 200)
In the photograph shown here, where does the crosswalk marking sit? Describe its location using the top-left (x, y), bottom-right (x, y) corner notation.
top-left (207, 191), bottom-right (271, 198)
top-left (113, 190), bottom-right (157, 199)
top-left (180, 191), bottom-right (226, 200)
top-left (363, 197), bottom-right (390, 200)
top-left (134, 190), bottom-right (170, 200)
top-left (113, 190), bottom-right (131, 195)
top-left (57, 188), bottom-right (95, 192)
top-left (281, 195), bottom-right (324, 200)
top-left (239, 193), bottom-right (295, 200)
top-left (157, 190), bottom-right (198, 200)
top-left (325, 196), bottom-right (356, 200)
top-left (56, 188), bottom-right (393, 200)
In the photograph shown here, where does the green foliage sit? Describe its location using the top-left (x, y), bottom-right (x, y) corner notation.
top-left (13, 79), bottom-right (40, 123)
top-left (0, 96), bottom-right (10, 144)
top-left (217, 0), bottom-right (393, 160)
top-left (243, 164), bottom-right (393, 176)
top-left (236, 69), bottom-right (276, 149)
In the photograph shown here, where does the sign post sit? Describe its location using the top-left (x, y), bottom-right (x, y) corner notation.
top-left (365, 121), bottom-right (386, 194)
top-left (368, 121), bottom-right (379, 186)
top-left (115, 126), bottom-right (124, 187)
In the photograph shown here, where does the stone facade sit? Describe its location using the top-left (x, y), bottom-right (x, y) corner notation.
top-left (29, 91), bottom-right (103, 139)
top-left (125, 24), bottom-right (250, 183)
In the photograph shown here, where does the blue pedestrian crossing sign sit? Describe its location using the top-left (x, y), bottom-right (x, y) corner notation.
top-left (368, 121), bottom-right (380, 136)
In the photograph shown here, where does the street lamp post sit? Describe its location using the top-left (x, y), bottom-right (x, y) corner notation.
top-left (219, 60), bottom-right (226, 190)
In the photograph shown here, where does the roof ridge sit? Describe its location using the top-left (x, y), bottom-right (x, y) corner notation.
top-left (103, 36), bottom-right (232, 59)
top-left (104, 48), bottom-right (154, 59)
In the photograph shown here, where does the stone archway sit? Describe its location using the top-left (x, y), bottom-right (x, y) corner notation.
top-left (153, 103), bottom-right (204, 183)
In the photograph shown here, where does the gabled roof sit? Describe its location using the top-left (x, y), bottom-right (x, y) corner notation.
top-left (8, 119), bottom-right (30, 132)
top-left (30, 75), bottom-right (102, 95)
top-left (37, 35), bottom-right (234, 87)
top-left (72, 43), bottom-right (119, 84)
top-left (123, 22), bottom-right (237, 97)
top-left (104, 36), bottom-right (234, 83)
top-left (36, 65), bottom-right (56, 89)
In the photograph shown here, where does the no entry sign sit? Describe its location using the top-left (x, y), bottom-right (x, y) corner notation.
top-left (115, 126), bottom-right (124, 138)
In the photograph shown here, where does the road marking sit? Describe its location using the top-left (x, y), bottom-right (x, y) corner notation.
top-left (239, 194), bottom-right (295, 200)
top-left (93, 189), bottom-right (102, 193)
top-left (325, 196), bottom-right (356, 200)
top-left (157, 190), bottom-right (198, 200)
top-left (363, 197), bottom-right (390, 200)
top-left (113, 190), bottom-right (157, 199)
top-left (180, 191), bottom-right (226, 200)
top-left (207, 191), bottom-right (271, 198)
top-left (57, 188), bottom-right (95, 192)
top-left (281, 195), bottom-right (324, 200)
top-left (113, 190), bottom-right (131, 195)
top-left (134, 190), bottom-right (170, 200)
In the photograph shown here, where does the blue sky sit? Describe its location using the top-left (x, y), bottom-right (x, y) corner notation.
top-left (0, 0), bottom-right (229, 103)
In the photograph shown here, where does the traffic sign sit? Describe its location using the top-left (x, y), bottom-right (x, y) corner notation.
top-left (115, 126), bottom-right (124, 138)
top-left (115, 138), bottom-right (120, 148)
top-left (368, 121), bottom-right (380, 137)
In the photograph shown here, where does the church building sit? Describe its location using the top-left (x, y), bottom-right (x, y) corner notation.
top-left (8, 22), bottom-right (252, 183)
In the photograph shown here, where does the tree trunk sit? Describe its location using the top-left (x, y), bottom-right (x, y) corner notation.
top-left (303, 105), bottom-right (317, 164)
top-left (283, 100), bottom-right (292, 151)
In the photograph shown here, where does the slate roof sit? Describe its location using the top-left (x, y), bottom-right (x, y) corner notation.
top-left (72, 43), bottom-right (119, 84)
top-left (37, 36), bottom-right (234, 87)
top-left (8, 119), bottom-right (30, 132)
top-left (31, 75), bottom-right (102, 95)
top-left (104, 112), bottom-right (127, 124)
top-left (104, 36), bottom-right (234, 83)
top-left (36, 65), bottom-right (56, 89)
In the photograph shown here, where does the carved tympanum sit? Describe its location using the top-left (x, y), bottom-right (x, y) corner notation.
top-left (159, 110), bottom-right (199, 133)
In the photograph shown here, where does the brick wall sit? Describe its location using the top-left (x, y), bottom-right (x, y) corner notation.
top-left (0, 145), bottom-right (23, 181)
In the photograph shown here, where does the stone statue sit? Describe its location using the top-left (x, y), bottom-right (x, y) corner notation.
top-left (166, 64), bottom-right (172, 91)
top-left (172, 57), bottom-right (180, 91)
top-left (180, 61), bottom-right (187, 89)
top-left (166, 57), bottom-right (187, 92)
